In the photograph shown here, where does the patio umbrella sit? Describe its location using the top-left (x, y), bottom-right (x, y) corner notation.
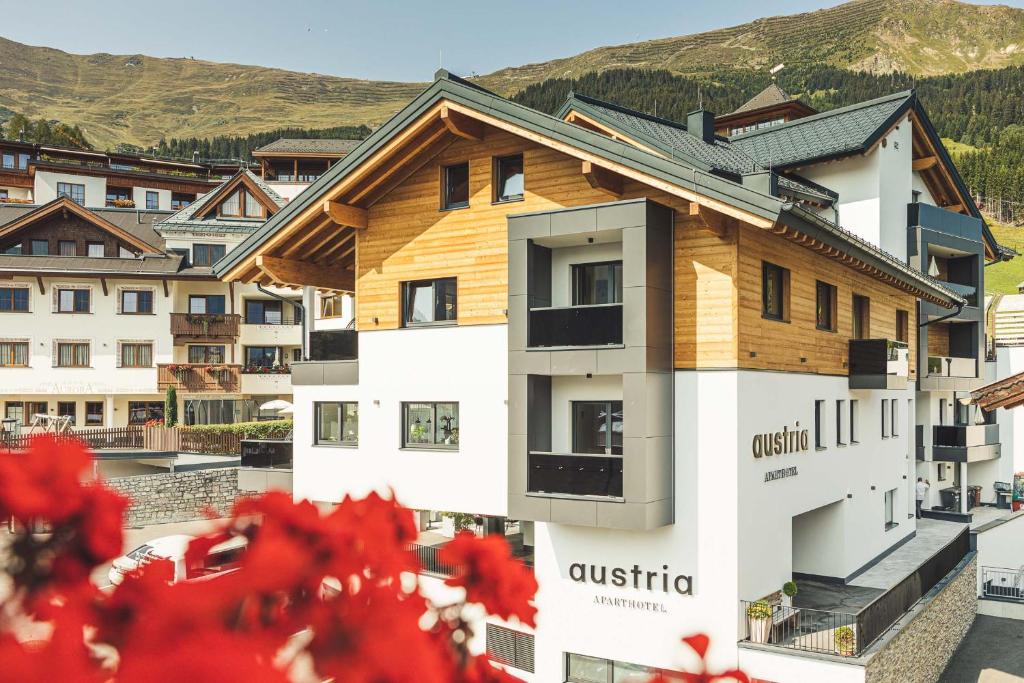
top-left (277, 405), bottom-right (295, 415)
top-left (260, 399), bottom-right (293, 411)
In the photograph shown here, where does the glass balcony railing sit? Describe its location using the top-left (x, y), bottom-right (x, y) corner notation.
top-left (527, 303), bottom-right (623, 348)
top-left (848, 339), bottom-right (909, 388)
top-left (927, 356), bottom-right (976, 378)
top-left (526, 452), bottom-right (623, 498)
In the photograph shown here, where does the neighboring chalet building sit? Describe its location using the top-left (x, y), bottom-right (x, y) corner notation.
top-left (252, 138), bottom-right (362, 201)
top-left (215, 72), bottom-right (1003, 681)
top-left (0, 170), bottom-right (303, 429)
top-left (714, 83), bottom-right (818, 137)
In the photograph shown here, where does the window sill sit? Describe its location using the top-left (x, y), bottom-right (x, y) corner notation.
top-left (884, 522), bottom-right (899, 532)
top-left (400, 446), bottom-right (460, 453)
top-left (440, 204), bottom-right (469, 213)
top-left (492, 196), bottom-right (524, 206)
top-left (0, 310), bottom-right (31, 314)
top-left (815, 446), bottom-right (826, 452)
top-left (816, 325), bottom-right (837, 333)
top-left (313, 443), bottom-right (358, 449)
top-left (762, 314), bottom-right (790, 324)
top-left (401, 321), bottom-right (458, 329)
top-left (119, 312), bottom-right (155, 316)
top-left (55, 311), bottom-right (92, 315)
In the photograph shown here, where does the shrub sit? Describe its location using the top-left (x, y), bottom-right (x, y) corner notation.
top-left (835, 625), bottom-right (856, 653)
top-left (442, 511), bottom-right (477, 532)
top-left (746, 600), bottom-right (772, 619)
top-left (164, 387), bottom-right (177, 428)
top-left (182, 419), bottom-right (292, 439)
top-left (783, 580), bottom-right (798, 598)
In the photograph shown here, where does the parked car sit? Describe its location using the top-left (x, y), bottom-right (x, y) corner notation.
top-left (107, 534), bottom-right (247, 586)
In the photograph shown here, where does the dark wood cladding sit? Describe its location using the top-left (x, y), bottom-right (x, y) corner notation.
top-left (0, 169), bottom-right (32, 188)
top-left (157, 364), bottom-right (241, 393)
top-left (0, 211), bottom-right (144, 256)
top-left (169, 313), bottom-right (241, 341)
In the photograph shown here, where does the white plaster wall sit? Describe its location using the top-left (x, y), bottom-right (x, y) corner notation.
top-left (0, 186), bottom-right (31, 200)
top-left (549, 242), bottom-right (622, 308)
top-left (33, 171), bottom-right (106, 207)
top-left (313, 292), bottom-right (354, 331)
top-left (876, 117), bottom-right (914, 262)
top-left (264, 182), bottom-right (310, 202)
top-left (291, 324), bottom-right (508, 516)
top-left (737, 648), bottom-right (865, 683)
top-left (131, 187), bottom-right (171, 211)
top-left (802, 149), bottom-right (882, 249)
top-left (975, 512), bottom-right (1024, 593)
top-left (549, 375), bottom-right (622, 453)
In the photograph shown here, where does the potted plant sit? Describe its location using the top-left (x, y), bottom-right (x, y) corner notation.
top-left (782, 580), bottom-right (798, 608)
top-left (440, 511), bottom-right (476, 538)
top-left (746, 600), bottom-right (773, 644)
top-left (834, 626), bottom-right (855, 656)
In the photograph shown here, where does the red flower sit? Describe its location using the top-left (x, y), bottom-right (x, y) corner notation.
top-left (438, 532), bottom-right (537, 626)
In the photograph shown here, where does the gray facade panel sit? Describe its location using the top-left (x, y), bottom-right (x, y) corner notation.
top-left (550, 207), bottom-right (598, 236)
top-left (292, 360), bottom-right (359, 386)
top-left (550, 498), bottom-right (598, 526)
top-left (508, 213), bottom-right (551, 241)
top-left (596, 199), bottom-right (647, 231)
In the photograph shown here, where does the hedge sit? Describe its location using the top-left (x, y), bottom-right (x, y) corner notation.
top-left (182, 420), bottom-right (292, 439)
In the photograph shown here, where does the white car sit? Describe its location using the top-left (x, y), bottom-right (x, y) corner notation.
top-left (107, 534), bottom-right (246, 586)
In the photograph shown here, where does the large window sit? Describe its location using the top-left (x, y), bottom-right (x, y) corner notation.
top-left (315, 402), bottom-right (359, 446)
top-left (146, 191), bottom-right (159, 210)
top-left (0, 341), bottom-right (28, 367)
top-left (1, 153), bottom-right (12, 169)
top-left (572, 401), bottom-right (623, 455)
top-left (401, 277), bottom-right (457, 326)
top-left (245, 299), bottom-right (298, 325)
top-left (493, 154), bottom-right (524, 203)
top-left (245, 346), bottom-right (279, 367)
top-left (193, 244), bottom-right (227, 267)
top-left (57, 182), bottom-right (85, 205)
top-left (188, 345), bottom-right (225, 364)
top-left (0, 287), bottom-right (29, 312)
top-left (4, 402), bottom-right (23, 426)
top-left (442, 162), bottom-right (469, 210)
top-left (852, 294), bottom-right (871, 340)
top-left (128, 401), bottom-right (164, 425)
top-left (55, 342), bottom-right (90, 368)
top-left (188, 294), bottom-right (226, 314)
top-left (566, 653), bottom-right (664, 683)
top-left (85, 401), bottom-right (104, 426)
top-left (56, 288), bottom-right (90, 313)
top-left (57, 401), bottom-right (76, 425)
top-left (402, 402), bottom-right (459, 449)
top-left (120, 343), bottom-right (153, 368)
top-left (572, 261), bottom-right (623, 306)
top-left (762, 261), bottom-right (788, 321)
top-left (816, 280), bottom-right (837, 332)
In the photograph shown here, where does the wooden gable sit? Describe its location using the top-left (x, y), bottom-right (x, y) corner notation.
top-left (0, 197), bottom-right (157, 254)
top-left (194, 172), bottom-right (281, 221)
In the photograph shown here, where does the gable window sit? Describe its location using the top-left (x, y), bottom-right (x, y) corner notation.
top-left (55, 342), bottom-right (90, 368)
top-left (188, 345), bottom-right (225, 364)
top-left (17, 153), bottom-right (29, 170)
top-left (896, 309), bottom-right (909, 344)
top-left (493, 154), bottom-right (524, 203)
top-left (120, 343), bottom-right (153, 368)
top-left (218, 190), bottom-right (264, 219)
top-left (58, 240), bottom-right (76, 256)
top-left (57, 182), bottom-right (85, 205)
top-left (188, 294), bottom-right (226, 314)
top-left (0, 287), bottom-right (29, 312)
top-left (0, 341), bottom-right (28, 367)
top-left (57, 401), bottom-right (76, 425)
top-left (193, 243), bottom-right (227, 267)
top-left (85, 401), bottom-right (104, 426)
top-left (573, 261), bottom-right (623, 305)
top-left (56, 288), bottom-right (90, 313)
top-left (762, 262), bottom-right (789, 321)
top-left (1, 153), bottom-right (12, 169)
top-left (87, 242), bottom-right (105, 258)
top-left (2, 243), bottom-right (20, 255)
top-left (30, 239), bottom-right (48, 255)
top-left (572, 400), bottom-right (623, 455)
top-left (402, 402), bottom-right (459, 449)
top-left (315, 402), bottom-right (359, 446)
top-left (442, 162), bottom-right (469, 210)
top-left (401, 277), bottom-right (457, 326)
top-left (119, 246), bottom-right (135, 258)
top-left (852, 294), bottom-right (870, 340)
top-left (816, 281), bottom-right (837, 332)
top-left (121, 290), bottom-right (153, 314)
top-left (145, 191), bottom-right (159, 210)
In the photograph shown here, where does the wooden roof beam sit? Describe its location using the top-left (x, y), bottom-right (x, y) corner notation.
top-left (582, 161), bottom-right (623, 197)
top-left (323, 200), bottom-right (368, 229)
top-left (689, 202), bottom-right (730, 237)
top-left (440, 105), bottom-right (483, 141)
top-left (943, 203), bottom-right (965, 214)
top-left (256, 255), bottom-right (354, 292)
top-left (912, 156), bottom-right (938, 171)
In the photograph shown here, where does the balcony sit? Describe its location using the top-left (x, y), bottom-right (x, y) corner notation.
top-left (932, 424), bottom-right (1000, 463)
top-left (921, 354), bottom-right (980, 391)
top-left (848, 339), bottom-right (909, 389)
top-left (170, 313), bottom-right (241, 344)
top-left (526, 452), bottom-right (623, 499)
top-left (291, 329), bottom-right (358, 386)
top-left (527, 304), bottom-right (623, 348)
top-left (240, 314), bottom-right (302, 346)
top-left (240, 367), bottom-right (292, 394)
top-left (158, 364), bottom-right (241, 393)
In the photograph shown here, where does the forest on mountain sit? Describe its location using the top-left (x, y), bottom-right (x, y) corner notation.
top-left (0, 113), bottom-right (92, 150)
top-left (146, 124), bottom-right (371, 162)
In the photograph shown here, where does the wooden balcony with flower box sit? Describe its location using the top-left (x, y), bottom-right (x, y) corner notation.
top-left (157, 364), bottom-right (241, 394)
top-left (240, 364), bottom-right (293, 394)
top-left (170, 313), bottom-right (241, 345)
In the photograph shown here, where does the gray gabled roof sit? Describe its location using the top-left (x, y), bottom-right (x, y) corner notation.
top-left (732, 83), bottom-right (793, 114)
top-left (0, 204), bottom-right (171, 250)
top-left (253, 138), bottom-right (363, 155)
top-left (214, 71), bottom-right (963, 308)
top-left (156, 170), bottom-right (285, 234)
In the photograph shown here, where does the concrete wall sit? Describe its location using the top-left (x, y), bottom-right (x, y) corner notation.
top-left (104, 467), bottom-right (240, 526)
top-left (974, 511), bottom-right (1024, 593)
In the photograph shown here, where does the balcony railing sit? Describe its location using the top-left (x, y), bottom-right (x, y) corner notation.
top-left (243, 314), bottom-right (302, 326)
top-left (527, 452), bottom-right (623, 499)
top-left (982, 566), bottom-right (1024, 601)
top-left (933, 423), bottom-right (999, 448)
top-left (848, 339), bottom-right (909, 389)
top-left (240, 439), bottom-right (293, 469)
top-left (309, 329), bottom-right (357, 361)
top-left (157, 364), bottom-right (241, 393)
top-left (927, 355), bottom-right (976, 378)
top-left (170, 313), bottom-right (241, 339)
top-left (527, 304), bottom-right (623, 348)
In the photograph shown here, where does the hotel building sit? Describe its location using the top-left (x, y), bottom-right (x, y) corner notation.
top-left (215, 74), bottom-right (1005, 681)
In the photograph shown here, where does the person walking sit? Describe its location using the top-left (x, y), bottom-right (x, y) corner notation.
top-left (916, 477), bottom-right (930, 519)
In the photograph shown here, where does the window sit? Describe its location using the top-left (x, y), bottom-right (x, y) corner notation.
top-left (58, 240), bottom-right (76, 256)
top-left (120, 343), bottom-right (153, 368)
top-left (852, 294), bottom-right (870, 340)
top-left (485, 624), bottom-right (534, 674)
top-left (572, 261), bottom-right (623, 306)
top-left (105, 187), bottom-right (131, 207)
top-left (56, 342), bottom-right (90, 367)
top-left (816, 281), bottom-right (837, 331)
top-left (244, 191), bottom-right (263, 218)
top-left (891, 399), bottom-right (899, 437)
top-left (57, 401), bottom-right (76, 425)
top-left (188, 345), bottom-right (225, 364)
top-left (0, 287), bottom-right (29, 312)
top-left (171, 192), bottom-right (194, 210)
top-left (4, 402), bottom-right (23, 426)
top-left (128, 401), bottom-right (164, 425)
top-left (566, 653), bottom-right (664, 683)
top-left (814, 400), bottom-right (825, 449)
top-left (401, 277), bottom-right (457, 326)
top-left (850, 400), bottom-right (859, 443)
top-left (121, 289), bottom-right (153, 314)
top-left (30, 239), bottom-right (48, 255)
top-left (315, 402), bottom-right (359, 445)
top-left (17, 153), bottom-right (29, 170)
top-left (2, 243), bottom-right (20, 255)
top-left (896, 310), bottom-right (909, 344)
top-left (2, 153), bottom-right (13, 169)
top-left (884, 489), bottom-right (897, 531)
top-left (836, 399), bottom-right (846, 446)
top-left (0, 190), bottom-right (6, 199)
top-left (881, 398), bottom-right (890, 438)
top-left (937, 462), bottom-right (947, 482)
top-left (85, 401), bottom-right (104, 426)
top-left (188, 294), bottom-right (226, 314)
top-left (245, 346), bottom-right (279, 367)
top-left (320, 293), bottom-right (345, 318)
top-left (572, 401), bottom-right (623, 455)
top-left (245, 299), bottom-right (283, 324)
top-left (145, 191), bottom-right (159, 210)
top-left (218, 190), bottom-right (263, 218)
top-left (402, 402), bottom-right (459, 449)
top-left (56, 288), bottom-right (90, 313)
top-left (193, 244), bottom-right (227, 267)
top-left (442, 162), bottom-right (469, 210)
top-left (0, 341), bottom-right (28, 367)
top-left (87, 242), bottom-right (105, 258)
top-left (493, 154), bottom-right (524, 202)
top-left (762, 261), bottom-right (788, 321)
top-left (57, 182), bottom-right (85, 205)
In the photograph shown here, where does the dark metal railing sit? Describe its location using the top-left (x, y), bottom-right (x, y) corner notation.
top-left (527, 452), bottom-right (623, 498)
top-left (982, 566), bottom-right (1024, 601)
top-left (408, 543), bottom-right (460, 577)
top-left (739, 601), bottom-right (858, 656)
top-left (240, 439), bottom-right (293, 469)
top-left (528, 304), bottom-right (623, 348)
top-left (848, 339), bottom-right (909, 377)
top-left (933, 424), bottom-right (1000, 448)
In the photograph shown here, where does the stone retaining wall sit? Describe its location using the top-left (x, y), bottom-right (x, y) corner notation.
top-left (104, 468), bottom-right (240, 526)
top-left (864, 555), bottom-right (977, 683)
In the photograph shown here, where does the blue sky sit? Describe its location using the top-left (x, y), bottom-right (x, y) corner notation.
top-left (0, 0), bottom-right (1019, 82)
